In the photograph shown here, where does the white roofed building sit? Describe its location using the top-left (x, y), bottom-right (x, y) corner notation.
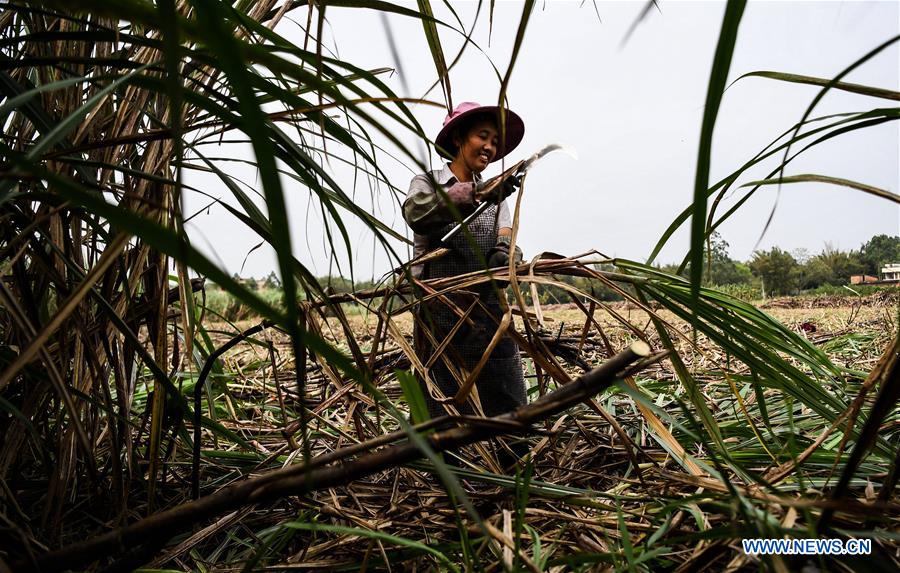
top-left (882, 263), bottom-right (900, 283)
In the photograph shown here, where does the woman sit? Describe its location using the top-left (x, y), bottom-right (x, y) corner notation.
top-left (403, 101), bottom-right (527, 420)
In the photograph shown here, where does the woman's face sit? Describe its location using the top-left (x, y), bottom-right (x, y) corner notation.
top-left (454, 118), bottom-right (499, 174)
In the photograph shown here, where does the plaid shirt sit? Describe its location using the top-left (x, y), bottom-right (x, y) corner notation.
top-left (403, 164), bottom-right (511, 275)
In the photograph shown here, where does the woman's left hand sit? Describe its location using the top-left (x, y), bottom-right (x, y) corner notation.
top-left (475, 173), bottom-right (522, 203)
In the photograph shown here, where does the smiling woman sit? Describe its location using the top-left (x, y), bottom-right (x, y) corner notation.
top-left (401, 102), bottom-right (528, 446)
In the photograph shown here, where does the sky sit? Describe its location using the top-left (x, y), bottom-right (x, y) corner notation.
top-left (183, 1), bottom-right (900, 281)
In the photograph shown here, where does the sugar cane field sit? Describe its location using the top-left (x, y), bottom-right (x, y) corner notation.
top-left (0, 2), bottom-right (898, 572)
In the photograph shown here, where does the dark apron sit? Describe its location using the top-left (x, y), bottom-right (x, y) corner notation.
top-left (415, 200), bottom-right (526, 419)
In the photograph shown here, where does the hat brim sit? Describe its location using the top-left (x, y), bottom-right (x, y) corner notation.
top-left (434, 105), bottom-right (525, 162)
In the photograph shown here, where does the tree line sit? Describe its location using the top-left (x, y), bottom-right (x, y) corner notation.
top-left (221, 233), bottom-right (898, 308)
top-left (660, 233), bottom-right (899, 297)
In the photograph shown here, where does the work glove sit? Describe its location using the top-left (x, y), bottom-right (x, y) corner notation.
top-left (446, 181), bottom-right (477, 215)
top-left (487, 235), bottom-right (524, 268)
top-left (476, 173), bottom-right (522, 204)
top-left (498, 173), bottom-right (522, 200)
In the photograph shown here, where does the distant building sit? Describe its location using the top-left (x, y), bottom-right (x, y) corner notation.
top-left (882, 263), bottom-right (900, 283)
top-left (851, 274), bottom-right (879, 285)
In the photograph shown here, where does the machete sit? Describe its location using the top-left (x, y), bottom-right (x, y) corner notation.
top-left (439, 144), bottom-right (576, 245)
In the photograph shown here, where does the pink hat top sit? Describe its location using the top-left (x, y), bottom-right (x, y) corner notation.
top-left (434, 101), bottom-right (525, 162)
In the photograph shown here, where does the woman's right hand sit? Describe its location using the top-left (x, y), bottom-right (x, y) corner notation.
top-left (446, 181), bottom-right (478, 214)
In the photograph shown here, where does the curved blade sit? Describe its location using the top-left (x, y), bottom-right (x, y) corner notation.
top-left (517, 143), bottom-right (578, 175)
